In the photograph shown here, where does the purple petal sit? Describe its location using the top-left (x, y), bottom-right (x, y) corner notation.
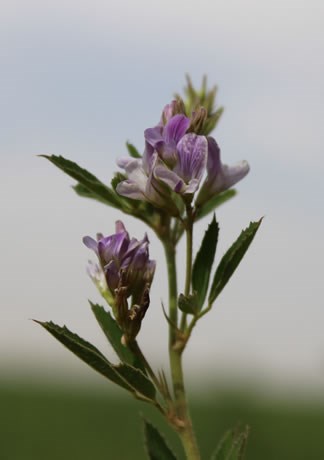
top-left (144, 260), bottom-right (156, 283)
top-left (145, 164), bottom-right (180, 216)
top-left (130, 246), bottom-right (149, 271)
top-left (164, 114), bottom-right (190, 145)
top-left (83, 236), bottom-right (98, 254)
top-left (122, 238), bottom-right (143, 265)
top-left (116, 158), bottom-right (148, 200)
top-left (161, 101), bottom-right (178, 124)
top-left (206, 137), bottom-right (222, 180)
top-left (98, 232), bottom-right (129, 264)
top-left (184, 178), bottom-right (200, 194)
top-left (144, 126), bottom-right (163, 147)
top-left (116, 180), bottom-right (146, 200)
top-left (117, 157), bottom-right (134, 169)
top-left (196, 136), bottom-right (250, 206)
top-left (142, 141), bottom-right (155, 174)
top-left (104, 260), bottom-right (120, 291)
top-left (154, 163), bottom-right (185, 193)
top-left (174, 133), bottom-right (208, 184)
top-left (115, 220), bottom-right (127, 234)
top-left (86, 260), bottom-right (100, 279)
top-left (221, 161), bottom-right (250, 189)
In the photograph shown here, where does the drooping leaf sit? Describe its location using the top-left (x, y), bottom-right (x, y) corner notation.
top-left (192, 214), bottom-right (219, 309)
top-left (90, 302), bottom-right (145, 372)
top-left (195, 189), bottom-right (237, 221)
top-left (208, 220), bottom-right (262, 305)
top-left (211, 425), bottom-right (249, 460)
top-left (35, 320), bottom-right (156, 401)
top-left (178, 293), bottom-right (199, 315)
top-left (41, 155), bottom-right (123, 209)
top-left (126, 142), bottom-right (142, 158)
top-left (143, 419), bottom-right (178, 460)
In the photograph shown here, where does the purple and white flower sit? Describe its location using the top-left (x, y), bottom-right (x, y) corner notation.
top-left (116, 101), bottom-right (250, 212)
top-left (117, 110), bottom-right (208, 211)
top-left (83, 221), bottom-right (155, 305)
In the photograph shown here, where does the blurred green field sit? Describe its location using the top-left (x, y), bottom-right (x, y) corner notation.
top-left (1, 380), bottom-right (324, 460)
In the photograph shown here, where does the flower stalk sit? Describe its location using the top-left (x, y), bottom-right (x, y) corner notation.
top-left (38, 76), bottom-right (261, 460)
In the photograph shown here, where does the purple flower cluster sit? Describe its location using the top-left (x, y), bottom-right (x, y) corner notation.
top-left (116, 101), bottom-right (249, 212)
top-left (83, 221), bottom-right (155, 305)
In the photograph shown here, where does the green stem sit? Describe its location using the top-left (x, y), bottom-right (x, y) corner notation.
top-left (163, 239), bottom-right (201, 460)
top-left (163, 240), bottom-right (178, 348)
top-left (184, 214), bottom-right (193, 297)
top-left (180, 206), bottom-right (194, 331)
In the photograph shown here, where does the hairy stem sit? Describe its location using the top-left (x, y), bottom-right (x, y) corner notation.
top-left (163, 238), bottom-right (200, 460)
top-left (181, 205), bottom-right (194, 331)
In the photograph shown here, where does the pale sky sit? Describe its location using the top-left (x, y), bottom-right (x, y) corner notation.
top-left (1, 0), bottom-right (324, 393)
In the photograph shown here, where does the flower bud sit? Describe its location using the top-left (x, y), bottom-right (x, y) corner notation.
top-left (83, 221), bottom-right (155, 340)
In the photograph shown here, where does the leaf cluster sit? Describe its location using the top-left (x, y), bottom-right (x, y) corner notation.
top-left (180, 215), bottom-right (261, 329)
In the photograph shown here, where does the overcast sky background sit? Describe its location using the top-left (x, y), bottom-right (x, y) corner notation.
top-left (1, 0), bottom-right (324, 394)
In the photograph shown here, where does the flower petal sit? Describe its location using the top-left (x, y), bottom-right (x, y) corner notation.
top-left (196, 136), bottom-right (250, 206)
top-left (83, 236), bottom-right (98, 254)
top-left (206, 137), bottom-right (222, 179)
top-left (164, 114), bottom-right (190, 145)
top-left (117, 157), bottom-right (149, 200)
top-left (161, 100), bottom-right (178, 124)
top-left (144, 126), bottom-right (163, 147)
top-left (222, 161), bottom-right (250, 189)
top-left (154, 163), bottom-right (185, 193)
top-left (116, 180), bottom-right (146, 200)
top-left (174, 133), bottom-right (208, 184)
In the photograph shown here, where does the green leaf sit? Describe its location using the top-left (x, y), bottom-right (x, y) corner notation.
top-left (209, 220), bottom-right (262, 304)
top-left (90, 302), bottom-right (145, 372)
top-left (35, 320), bottom-right (156, 401)
top-left (126, 142), bottom-right (142, 158)
top-left (195, 189), bottom-right (237, 221)
top-left (115, 363), bottom-right (156, 400)
top-left (192, 214), bottom-right (219, 309)
top-left (143, 419), bottom-right (177, 460)
top-left (211, 425), bottom-right (249, 460)
top-left (73, 183), bottom-right (111, 205)
top-left (35, 320), bottom-right (128, 389)
top-left (41, 155), bottom-right (123, 209)
top-left (178, 293), bottom-right (199, 315)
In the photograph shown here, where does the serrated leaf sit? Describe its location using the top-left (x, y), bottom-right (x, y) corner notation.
top-left (41, 155), bottom-right (123, 209)
top-left (143, 419), bottom-right (177, 460)
top-left (126, 142), bottom-right (142, 158)
top-left (209, 220), bottom-right (262, 304)
top-left (192, 214), bottom-right (219, 309)
top-left (90, 302), bottom-right (145, 372)
top-left (35, 320), bottom-right (128, 389)
top-left (35, 320), bottom-right (156, 401)
top-left (178, 293), bottom-right (198, 315)
top-left (211, 426), bottom-right (249, 460)
top-left (195, 189), bottom-right (237, 221)
top-left (116, 364), bottom-right (156, 400)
